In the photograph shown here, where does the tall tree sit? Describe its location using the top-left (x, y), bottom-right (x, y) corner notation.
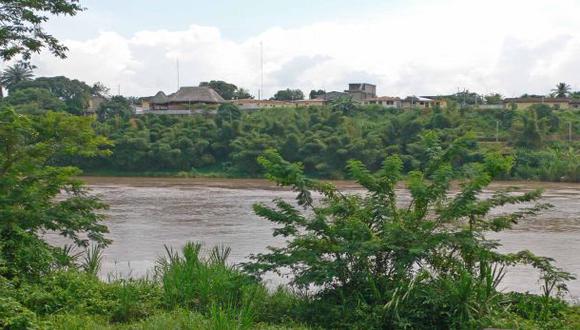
top-left (3, 87), bottom-right (65, 113)
top-left (233, 87), bottom-right (253, 99)
top-left (551, 82), bottom-right (571, 98)
top-left (96, 95), bottom-right (133, 121)
top-left (0, 108), bottom-right (111, 279)
top-left (0, 61), bottom-right (33, 92)
top-left (12, 76), bottom-right (92, 114)
top-left (272, 88), bottom-right (304, 101)
top-left (309, 89), bottom-right (325, 99)
top-left (200, 80), bottom-right (237, 100)
top-left (91, 81), bottom-right (110, 97)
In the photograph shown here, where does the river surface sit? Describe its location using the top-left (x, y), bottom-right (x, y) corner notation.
top-left (64, 177), bottom-right (580, 299)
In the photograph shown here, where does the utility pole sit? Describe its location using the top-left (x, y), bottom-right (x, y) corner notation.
top-left (496, 120), bottom-right (499, 143)
top-left (176, 59), bottom-right (180, 90)
top-left (260, 41), bottom-right (264, 101)
top-left (569, 122), bottom-right (573, 142)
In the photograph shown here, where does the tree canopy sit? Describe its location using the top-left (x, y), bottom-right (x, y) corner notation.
top-left (0, 107), bottom-right (111, 279)
top-left (0, 62), bottom-right (34, 92)
top-left (199, 80), bottom-right (253, 100)
top-left (0, 0), bottom-right (83, 61)
top-left (309, 89), bottom-right (325, 99)
top-left (272, 88), bottom-right (304, 101)
top-left (552, 82), bottom-right (571, 98)
top-left (12, 76), bottom-right (93, 114)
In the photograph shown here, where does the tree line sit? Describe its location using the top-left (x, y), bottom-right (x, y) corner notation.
top-left (72, 100), bottom-right (577, 182)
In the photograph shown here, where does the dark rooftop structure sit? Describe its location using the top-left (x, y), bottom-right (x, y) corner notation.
top-left (345, 83), bottom-right (377, 101)
top-left (149, 86), bottom-right (225, 110)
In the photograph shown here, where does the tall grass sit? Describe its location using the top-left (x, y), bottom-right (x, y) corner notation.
top-left (154, 242), bottom-right (269, 328)
top-left (83, 245), bottom-right (104, 276)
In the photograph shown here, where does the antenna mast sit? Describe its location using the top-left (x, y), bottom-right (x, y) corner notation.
top-left (260, 41), bottom-right (264, 100)
top-left (176, 59), bottom-right (180, 90)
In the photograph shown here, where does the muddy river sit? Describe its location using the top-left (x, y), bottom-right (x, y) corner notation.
top-left (68, 177), bottom-right (580, 299)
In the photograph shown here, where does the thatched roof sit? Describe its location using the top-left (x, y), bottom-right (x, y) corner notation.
top-left (150, 87), bottom-right (225, 104)
top-left (151, 91), bottom-right (168, 104)
top-left (169, 87), bottom-right (225, 104)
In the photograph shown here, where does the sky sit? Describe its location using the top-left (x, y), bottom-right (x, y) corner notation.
top-left (27, 0), bottom-right (580, 98)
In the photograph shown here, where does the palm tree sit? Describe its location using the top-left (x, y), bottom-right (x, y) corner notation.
top-left (0, 62), bottom-right (34, 93)
top-left (551, 82), bottom-right (571, 98)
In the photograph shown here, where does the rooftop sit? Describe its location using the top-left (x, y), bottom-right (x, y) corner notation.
top-left (151, 87), bottom-right (225, 104)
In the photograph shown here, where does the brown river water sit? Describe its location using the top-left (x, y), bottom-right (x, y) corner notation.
top-left (57, 177), bottom-right (580, 300)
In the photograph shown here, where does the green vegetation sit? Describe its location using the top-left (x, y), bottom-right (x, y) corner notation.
top-left (272, 89), bottom-right (305, 101)
top-left (70, 101), bottom-right (579, 182)
top-left (199, 80), bottom-right (253, 100)
top-left (0, 3), bottom-right (578, 328)
top-left (1, 109), bottom-right (579, 328)
top-left (0, 62), bottom-right (34, 92)
top-left (0, 0), bottom-right (83, 62)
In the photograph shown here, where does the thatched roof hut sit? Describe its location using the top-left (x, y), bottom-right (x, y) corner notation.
top-left (167, 86), bottom-right (225, 104)
top-left (151, 91), bottom-right (169, 104)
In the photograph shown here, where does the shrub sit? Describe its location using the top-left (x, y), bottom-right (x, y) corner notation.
top-left (246, 135), bottom-right (575, 329)
top-left (0, 297), bottom-right (38, 330)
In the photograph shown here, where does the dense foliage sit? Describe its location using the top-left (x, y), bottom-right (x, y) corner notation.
top-left (11, 76), bottom-right (97, 114)
top-left (246, 138), bottom-right (575, 328)
top-left (74, 102), bottom-right (579, 182)
top-left (199, 80), bottom-right (253, 100)
top-left (272, 89), bottom-right (305, 101)
top-left (0, 107), bottom-right (111, 279)
top-left (0, 107), bottom-right (578, 329)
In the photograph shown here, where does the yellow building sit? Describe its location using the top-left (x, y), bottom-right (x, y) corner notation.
top-left (362, 96), bottom-right (402, 108)
top-left (402, 96), bottom-right (445, 109)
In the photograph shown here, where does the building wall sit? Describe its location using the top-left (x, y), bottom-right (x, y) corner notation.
top-left (402, 101), bottom-right (432, 109)
top-left (295, 100), bottom-right (325, 107)
top-left (346, 83), bottom-right (377, 101)
top-left (505, 101), bottom-right (571, 110)
top-left (363, 100), bottom-right (401, 108)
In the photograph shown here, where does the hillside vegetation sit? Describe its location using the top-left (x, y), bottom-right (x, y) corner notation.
top-left (73, 102), bottom-right (579, 182)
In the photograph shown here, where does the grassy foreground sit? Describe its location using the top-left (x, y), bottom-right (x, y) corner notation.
top-left (2, 243), bottom-right (579, 330)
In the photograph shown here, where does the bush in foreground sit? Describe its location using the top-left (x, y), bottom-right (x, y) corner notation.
top-left (246, 133), bottom-right (576, 329)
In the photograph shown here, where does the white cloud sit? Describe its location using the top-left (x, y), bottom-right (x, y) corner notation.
top-left (33, 0), bottom-right (580, 97)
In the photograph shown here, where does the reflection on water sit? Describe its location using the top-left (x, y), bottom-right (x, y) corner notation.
top-left (54, 178), bottom-right (580, 299)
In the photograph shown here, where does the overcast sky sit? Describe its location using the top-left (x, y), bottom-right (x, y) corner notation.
top-left (29, 0), bottom-right (580, 98)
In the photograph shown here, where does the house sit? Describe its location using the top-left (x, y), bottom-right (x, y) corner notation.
top-left (503, 97), bottom-right (572, 110)
top-left (293, 99), bottom-right (326, 107)
top-left (86, 95), bottom-right (107, 114)
top-left (140, 96), bottom-right (152, 110)
top-left (230, 99), bottom-right (294, 110)
top-left (148, 86), bottom-right (225, 110)
top-left (362, 96), bottom-right (402, 108)
top-left (401, 96), bottom-right (441, 109)
top-left (345, 83), bottom-right (377, 101)
top-left (419, 96), bottom-right (448, 108)
top-left (315, 91), bottom-right (350, 102)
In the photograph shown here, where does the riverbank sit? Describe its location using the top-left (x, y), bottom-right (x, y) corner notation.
top-left (81, 167), bottom-right (580, 183)
top-left (79, 175), bottom-right (580, 191)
